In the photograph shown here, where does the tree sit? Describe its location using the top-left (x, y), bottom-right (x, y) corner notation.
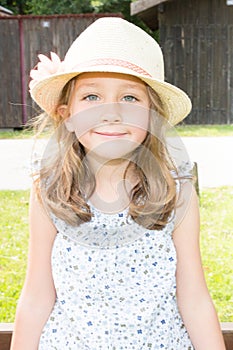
top-left (95, 0), bottom-right (131, 20)
top-left (26, 0), bottom-right (94, 15)
top-left (0, 0), bottom-right (94, 15)
top-left (95, 0), bottom-right (158, 40)
top-left (0, 0), bottom-right (29, 14)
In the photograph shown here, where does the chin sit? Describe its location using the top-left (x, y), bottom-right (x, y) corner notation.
top-left (86, 139), bottom-right (139, 162)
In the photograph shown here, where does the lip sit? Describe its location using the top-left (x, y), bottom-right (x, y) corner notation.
top-left (93, 131), bottom-right (128, 137)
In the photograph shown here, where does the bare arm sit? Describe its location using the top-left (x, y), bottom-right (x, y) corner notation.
top-left (10, 186), bottom-right (57, 350)
top-left (173, 183), bottom-right (226, 349)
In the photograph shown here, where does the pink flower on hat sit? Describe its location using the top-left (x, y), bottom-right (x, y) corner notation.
top-left (29, 52), bottom-right (64, 90)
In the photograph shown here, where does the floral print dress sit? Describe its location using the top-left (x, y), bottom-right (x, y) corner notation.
top-left (38, 201), bottom-right (194, 350)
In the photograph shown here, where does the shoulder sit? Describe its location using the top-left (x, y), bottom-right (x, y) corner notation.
top-left (172, 159), bottom-right (198, 230)
top-left (29, 184), bottom-right (57, 241)
top-left (177, 161), bottom-right (194, 179)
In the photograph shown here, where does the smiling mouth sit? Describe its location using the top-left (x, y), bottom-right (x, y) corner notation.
top-left (94, 131), bottom-right (128, 137)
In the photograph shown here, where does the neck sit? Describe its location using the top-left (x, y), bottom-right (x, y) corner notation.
top-left (86, 154), bottom-right (136, 213)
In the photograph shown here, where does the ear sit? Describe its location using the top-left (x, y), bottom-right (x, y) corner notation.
top-left (57, 104), bottom-right (68, 117)
top-left (57, 104), bottom-right (74, 132)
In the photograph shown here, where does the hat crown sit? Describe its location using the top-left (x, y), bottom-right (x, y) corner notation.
top-left (64, 17), bottom-right (164, 81)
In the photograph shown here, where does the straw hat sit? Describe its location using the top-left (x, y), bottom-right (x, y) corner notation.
top-left (30, 17), bottom-right (191, 125)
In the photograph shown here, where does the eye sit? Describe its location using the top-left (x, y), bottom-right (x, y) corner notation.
top-left (84, 94), bottom-right (100, 101)
top-left (122, 95), bottom-right (138, 102)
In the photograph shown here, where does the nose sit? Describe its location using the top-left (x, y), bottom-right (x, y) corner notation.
top-left (100, 103), bottom-right (122, 123)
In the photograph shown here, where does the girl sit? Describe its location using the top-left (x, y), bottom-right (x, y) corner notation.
top-left (11, 17), bottom-right (225, 349)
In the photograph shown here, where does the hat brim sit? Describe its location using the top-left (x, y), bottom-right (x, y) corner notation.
top-left (30, 66), bottom-right (192, 125)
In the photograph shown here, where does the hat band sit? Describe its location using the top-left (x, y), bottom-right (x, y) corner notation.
top-left (71, 58), bottom-right (152, 77)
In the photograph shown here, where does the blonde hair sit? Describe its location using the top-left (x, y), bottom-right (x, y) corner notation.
top-left (33, 77), bottom-right (181, 230)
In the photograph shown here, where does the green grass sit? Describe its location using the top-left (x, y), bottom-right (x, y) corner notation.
top-left (0, 129), bottom-right (34, 139)
top-left (0, 190), bottom-right (29, 322)
top-left (176, 124), bottom-right (233, 137)
top-left (1, 124), bottom-right (233, 139)
top-left (0, 188), bottom-right (232, 322)
top-left (0, 129), bottom-right (51, 139)
top-left (200, 187), bottom-right (233, 322)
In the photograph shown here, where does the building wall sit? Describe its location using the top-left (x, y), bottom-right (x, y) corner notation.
top-left (159, 0), bottom-right (233, 124)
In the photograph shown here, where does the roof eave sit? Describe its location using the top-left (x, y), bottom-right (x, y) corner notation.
top-left (131, 0), bottom-right (169, 16)
top-left (130, 0), bottom-right (169, 30)
top-left (0, 6), bottom-right (14, 15)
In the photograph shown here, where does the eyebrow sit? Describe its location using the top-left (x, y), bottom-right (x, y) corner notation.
top-left (77, 81), bottom-right (147, 91)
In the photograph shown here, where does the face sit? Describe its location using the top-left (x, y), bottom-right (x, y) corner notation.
top-left (62, 72), bottom-right (150, 161)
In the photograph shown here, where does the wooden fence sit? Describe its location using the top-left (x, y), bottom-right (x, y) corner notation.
top-left (0, 14), bottom-right (121, 128)
top-left (1, 323), bottom-right (233, 349)
top-left (159, 0), bottom-right (233, 124)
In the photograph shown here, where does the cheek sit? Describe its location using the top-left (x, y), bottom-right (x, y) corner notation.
top-left (129, 126), bottom-right (148, 144)
top-left (126, 108), bottom-right (150, 143)
top-left (66, 108), bottom-right (101, 138)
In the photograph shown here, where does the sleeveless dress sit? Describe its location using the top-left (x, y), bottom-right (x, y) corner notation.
top-left (38, 202), bottom-right (194, 350)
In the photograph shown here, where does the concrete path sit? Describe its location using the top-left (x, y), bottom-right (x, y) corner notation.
top-left (0, 137), bottom-right (232, 190)
top-left (182, 137), bottom-right (233, 188)
top-left (0, 139), bottom-right (47, 190)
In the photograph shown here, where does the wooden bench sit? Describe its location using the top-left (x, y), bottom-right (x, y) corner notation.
top-left (0, 324), bottom-right (12, 350)
top-left (222, 323), bottom-right (233, 350)
top-left (1, 323), bottom-right (233, 349)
